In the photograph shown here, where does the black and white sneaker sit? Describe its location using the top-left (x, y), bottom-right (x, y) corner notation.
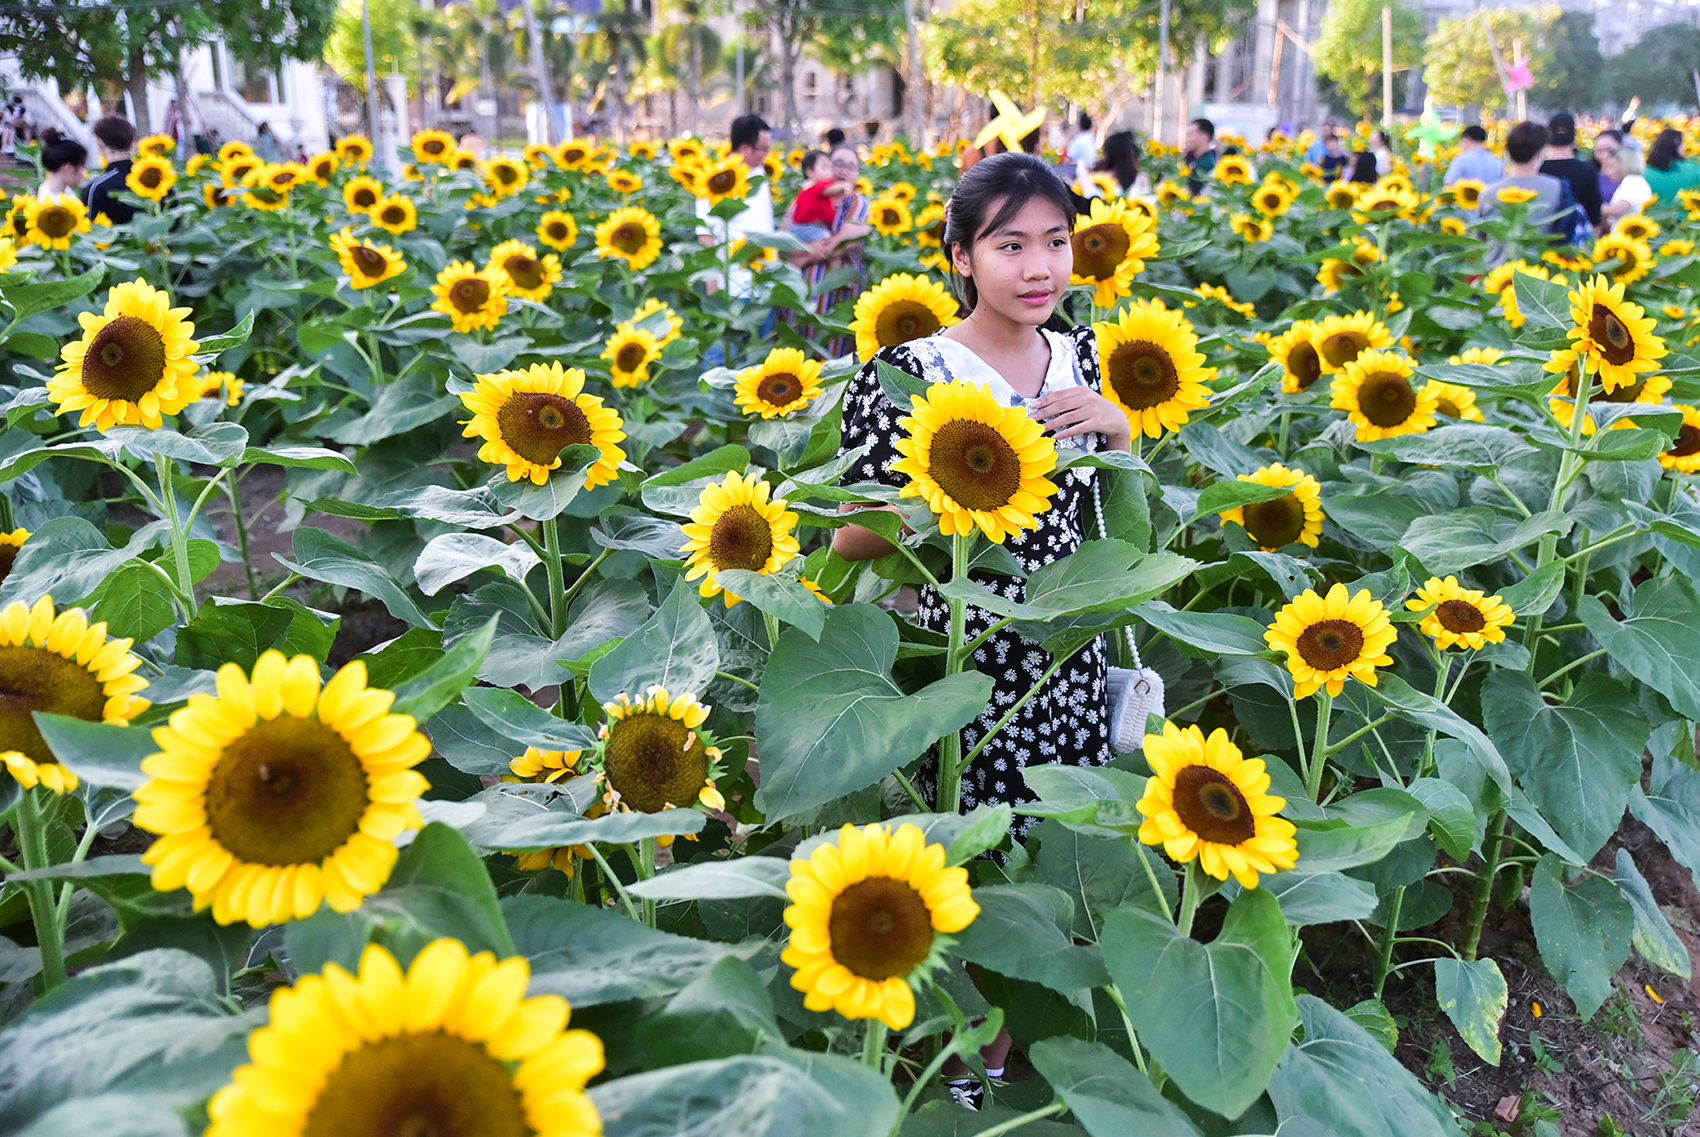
top-left (947, 1080), bottom-right (984, 1111)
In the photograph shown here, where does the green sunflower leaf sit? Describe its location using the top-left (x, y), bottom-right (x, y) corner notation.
top-left (1529, 853), bottom-right (1634, 1021)
top-left (1433, 957), bottom-right (1508, 1065)
top-left (1029, 1036), bottom-right (1203, 1137)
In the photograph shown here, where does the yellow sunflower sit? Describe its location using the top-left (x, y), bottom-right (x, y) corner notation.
top-left (606, 169), bottom-right (642, 194)
top-left (203, 183), bottom-right (233, 209)
top-left (133, 652), bottom-right (430, 926)
top-left (695, 156), bottom-right (751, 205)
top-left (126, 155), bottom-right (176, 202)
top-left (555, 138), bottom-right (596, 170)
top-left (220, 156), bottom-right (260, 188)
top-left (1498, 266), bottom-right (1565, 330)
top-left (203, 938), bottom-right (603, 1137)
top-left (342, 175), bottom-right (384, 214)
top-left (1218, 463), bottom-right (1325, 550)
top-left (0, 528), bottom-right (27, 587)
top-left (596, 686), bottom-right (727, 811)
top-left (1311, 310), bottom-right (1394, 374)
top-left (1332, 350), bottom-right (1437, 441)
top-left (1591, 233), bottom-right (1655, 286)
top-left (668, 137), bottom-right (705, 163)
top-left (628, 297), bottom-right (683, 345)
top-left (890, 379), bottom-right (1057, 542)
top-left (601, 326), bottom-right (661, 388)
top-left (594, 207), bottom-right (664, 271)
top-left (1266, 583), bottom-right (1398, 699)
top-left (734, 347), bottom-right (824, 418)
top-left (1252, 181), bottom-right (1296, 216)
top-left (238, 166), bottom-right (291, 211)
top-left (1269, 321), bottom-right (1324, 394)
top-left (481, 156), bottom-right (529, 199)
top-left (1351, 182), bottom-right (1417, 224)
top-left (1070, 197), bottom-right (1160, 307)
top-left (1136, 723), bottom-right (1298, 889)
top-left (914, 202), bottom-right (947, 250)
top-left (678, 470), bottom-right (801, 605)
top-left (502, 748), bottom-right (592, 874)
top-left (450, 150), bottom-right (481, 173)
top-left (1545, 350), bottom-right (1671, 435)
top-left (1425, 380), bottom-right (1485, 422)
top-left (781, 822), bottom-right (979, 1030)
top-left (411, 129), bottom-right (456, 165)
top-left (0, 596), bottom-right (148, 795)
top-left (1157, 180), bottom-right (1193, 208)
top-left (197, 370), bottom-right (243, 407)
top-left (868, 195), bottom-right (913, 236)
top-left (25, 193), bottom-right (90, 249)
top-left (1214, 153), bottom-right (1255, 186)
top-left (629, 139), bottom-right (660, 160)
top-left (1230, 213), bottom-right (1274, 244)
top-left (1095, 299), bottom-right (1213, 439)
top-left (1494, 185), bottom-right (1538, 205)
top-left (459, 362), bottom-right (626, 487)
top-left (1566, 275), bottom-right (1667, 393)
top-left (304, 151), bottom-right (338, 185)
top-left (1614, 214), bottom-right (1659, 243)
top-left (1660, 238), bottom-right (1695, 257)
top-left (1660, 406), bottom-right (1700, 473)
top-left (136, 133), bottom-right (174, 157)
top-left (370, 193), bottom-right (418, 235)
top-left (850, 273), bottom-right (960, 361)
top-left (1450, 179), bottom-right (1485, 210)
top-left (218, 140), bottom-right (254, 164)
top-left (328, 228), bottom-right (407, 290)
top-left (522, 142), bottom-right (555, 169)
top-left (334, 134), bottom-right (373, 166)
top-left (50, 280), bottom-right (200, 431)
top-left (1440, 216), bottom-right (1468, 236)
top-left (537, 209), bottom-right (579, 252)
top-left (1406, 576), bottom-right (1514, 650)
top-left (486, 239), bottom-right (562, 302)
top-left (1193, 283), bottom-right (1256, 318)
top-left (1325, 182), bottom-right (1359, 210)
top-left (431, 261), bottom-right (509, 334)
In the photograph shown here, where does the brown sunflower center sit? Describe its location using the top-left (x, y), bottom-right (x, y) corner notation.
top-left (449, 277), bottom-right (491, 313)
top-left (138, 166), bottom-right (164, 189)
top-left (1295, 618), bottom-right (1365, 672)
top-left (1318, 329), bottom-right (1371, 368)
top-left (0, 543), bottom-right (20, 585)
top-left (1670, 423), bottom-right (1700, 458)
top-left (494, 163), bottom-right (519, 185)
top-left (422, 138), bottom-right (448, 156)
top-left (924, 219), bottom-right (946, 243)
top-left (1435, 396), bottom-right (1462, 418)
top-left (10, 211), bottom-right (28, 237)
top-left (82, 316), bottom-right (168, 402)
top-left (873, 299), bottom-right (943, 348)
top-left (314, 160), bottom-right (334, 179)
top-left (708, 503), bottom-right (774, 572)
top-left (379, 204), bottom-right (408, 226)
top-left (1072, 222), bottom-right (1130, 280)
top-left (349, 245), bottom-right (390, 278)
top-left (1458, 187), bottom-right (1480, 207)
top-left (1596, 377), bottom-right (1646, 404)
top-left (827, 876), bottom-right (934, 980)
top-left (1285, 341), bottom-right (1322, 390)
top-left (614, 341), bottom-right (649, 374)
top-left (229, 162), bottom-right (257, 182)
top-left (564, 148), bottom-right (587, 164)
top-left (1356, 370), bottom-right (1418, 428)
top-left (1258, 191), bottom-right (1283, 210)
top-left (545, 221), bottom-right (570, 242)
top-left (503, 255), bottom-right (544, 290)
top-left (351, 187), bottom-right (379, 209)
top-left (706, 169), bottom-right (739, 195)
top-left (496, 392), bottom-right (591, 465)
top-left (1107, 340), bottom-right (1181, 410)
top-left (1171, 765), bottom-right (1257, 846)
top-left (1241, 494), bottom-right (1305, 548)
top-left (926, 418), bottom-right (1022, 512)
top-left (609, 222), bottom-right (648, 255)
top-left (603, 712), bottom-right (709, 813)
top-left (204, 714), bottom-right (369, 866)
top-left (1589, 303), bottom-right (1637, 365)
top-left (879, 207), bottom-right (901, 226)
top-left (0, 645), bottom-right (108, 765)
top-left (757, 372), bottom-right (801, 407)
top-left (1434, 598), bottom-right (1486, 633)
top-left (35, 206), bottom-right (74, 239)
top-left (302, 1032), bottom-right (526, 1137)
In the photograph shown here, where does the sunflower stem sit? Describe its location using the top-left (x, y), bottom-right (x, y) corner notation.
top-left (1102, 983), bottom-right (1150, 1076)
top-left (1373, 884), bottom-right (1404, 1000)
top-left (1305, 688), bottom-right (1333, 802)
top-left (861, 1019), bottom-right (888, 1071)
top-left (1134, 843), bottom-right (1176, 923)
top-left (541, 517), bottom-right (567, 639)
top-left (586, 842), bottom-right (642, 924)
top-left (969, 1101), bottom-right (1066, 1137)
top-left (155, 453), bottom-right (197, 617)
top-left (224, 468), bottom-right (261, 600)
top-left (15, 787), bottom-right (67, 992)
top-left (1460, 810), bottom-right (1508, 962)
top-left (763, 611), bottom-right (782, 653)
top-left (1177, 859), bottom-right (1205, 938)
top-left (633, 837), bottom-right (657, 929)
top-left (934, 532), bottom-right (972, 814)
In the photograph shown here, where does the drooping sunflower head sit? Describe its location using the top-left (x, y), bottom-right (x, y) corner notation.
top-left (1424, 380), bottom-right (1485, 422)
top-left (600, 325), bottom-right (661, 389)
top-left (914, 202), bottom-right (947, 250)
top-left (1614, 214), bottom-right (1660, 243)
top-left (506, 746), bottom-right (585, 785)
top-left (1218, 463), bottom-right (1325, 551)
top-left (486, 238), bottom-right (562, 301)
top-left (370, 193), bottom-right (418, 235)
top-left (50, 279), bottom-right (201, 432)
top-left (1311, 310), bottom-right (1393, 373)
top-left (1265, 582), bottom-right (1399, 699)
top-left (1661, 238), bottom-right (1695, 258)
top-left (1566, 275), bottom-right (1667, 393)
top-left (1332, 349), bottom-right (1437, 441)
top-left (1407, 576), bottom-right (1514, 650)
top-left (126, 156), bottom-right (177, 202)
top-left (593, 207), bottom-right (664, 271)
top-left (26, 193), bottom-right (91, 249)
top-left (868, 195), bottom-right (913, 236)
top-left (459, 361), bottom-right (626, 488)
top-left (203, 939), bottom-right (604, 1137)
top-left (537, 209), bottom-right (579, 252)
top-left (1661, 405), bottom-right (1700, 473)
top-left (1592, 232), bottom-right (1655, 286)
top-left (1136, 722), bottom-right (1298, 889)
top-left (342, 174), bottom-right (384, 214)
top-left (1193, 283), bottom-right (1256, 319)
top-left (334, 134), bottom-right (373, 166)
top-left (1268, 321), bottom-right (1324, 394)
top-left (781, 822), bottom-right (979, 1030)
top-left (597, 686), bottom-right (725, 812)
top-left (1070, 197), bottom-right (1160, 306)
top-left (411, 128), bottom-right (456, 165)
top-left (480, 156), bottom-right (529, 198)
top-left (849, 273), bottom-right (961, 361)
top-left (0, 596), bottom-right (148, 796)
top-left (1230, 213), bottom-right (1273, 244)
top-left (430, 261), bottom-right (509, 334)
top-left (678, 470), bottom-right (802, 605)
top-left (329, 227), bottom-right (407, 290)
top-left (0, 528), bottom-right (27, 588)
top-left (134, 652), bottom-right (430, 927)
top-left (1095, 299), bottom-right (1213, 439)
top-left (735, 347), bottom-right (825, 419)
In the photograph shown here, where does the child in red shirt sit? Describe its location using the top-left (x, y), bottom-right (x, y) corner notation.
top-left (788, 150), bottom-right (847, 244)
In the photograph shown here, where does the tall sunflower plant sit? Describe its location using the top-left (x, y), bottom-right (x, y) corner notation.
top-left (6, 122), bottom-right (1700, 1137)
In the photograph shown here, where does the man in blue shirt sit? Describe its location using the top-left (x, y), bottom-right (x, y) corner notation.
top-left (1304, 119), bottom-right (1338, 165)
top-left (1444, 125), bottom-right (1503, 186)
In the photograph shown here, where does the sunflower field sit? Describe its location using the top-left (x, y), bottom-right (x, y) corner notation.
top-left (1, 116), bottom-right (1700, 1137)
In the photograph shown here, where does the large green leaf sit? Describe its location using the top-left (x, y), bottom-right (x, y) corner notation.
top-left (1260, 871), bottom-right (1379, 925)
top-left (754, 604), bottom-right (991, 820)
top-left (1031, 819), bottom-right (1176, 938)
top-left (589, 1053), bottom-right (891, 1137)
top-left (1354, 423), bottom-right (1537, 469)
top-left (587, 576), bottom-right (721, 704)
top-left (274, 527), bottom-right (434, 628)
top-left (1028, 1037), bottom-right (1202, 1137)
top-left (1630, 753), bottom-right (1700, 884)
top-left (712, 569), bottom-right (828, 640)
top-left (413, 532), bottom-right (540, 596)
top-left (1019, 763), bottom-right (1147, 830)
top-left (0, 517), bottom-right (163, 608)
top-left (1433, 957), bottom-right (1508, 1065)
top-left (952, 883), bottom-right (1111, 993)
top-left (1578, 578), bottom-right (1700, 721)
top-left (389, 616), bottom-right (494, 724)
top-left (937, 542), bottom-right (1196, 622)
top-left (37, 715), bottom-right (156, 791)
top-left (1134, 601), bottom-right (1269, 656)
top-left (1611, 848), bottom-right (1690, 980)
top-left (633, 956), bottom-right (783, 1065)
top-left (627, 856), bottom-right (795, 900)
top-left (1481, 671), bottom-right (1647, 863)
top-left (1528, 854), bottom-right (1634, 1021)
top-left (461, 687), bottom-right (598, 751)
top-left (1266, 995), bottom-right (1462, 1137)
top-left (1396, 508), bottom-right (1566, 577)
top-left (1101, 888), bottom-right (1297, 1118)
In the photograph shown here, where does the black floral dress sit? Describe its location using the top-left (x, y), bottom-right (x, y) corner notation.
top-left (839, 324), bottom-right (1114, 834)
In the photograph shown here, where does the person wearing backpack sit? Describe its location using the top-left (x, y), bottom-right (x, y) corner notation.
top-left (1539, 113), bottom-right (1602, 232)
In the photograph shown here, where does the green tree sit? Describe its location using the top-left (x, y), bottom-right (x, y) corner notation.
top-left (1609, 23), bottom-right (1700, 111)
top-left (324, 0), bottom-right (432, 89)
top-left (1540, 11), bottom-right (1604, 113)
top-left (0, 0), bottom-right (335, 133)
top-left (1422, 6), bottom-right (1557, 115)
top-left (812, 0), bottom-right (904, 127)
top-left (1313, 0), bottom-right (1423, 120)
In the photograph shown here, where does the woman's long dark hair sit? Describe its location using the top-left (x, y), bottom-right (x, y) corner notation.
top-left (1093, 131), bottom-right (1141, 193)
top-left (942, 151), bottom-right (1076, 313)
top-left (1647, 128), bottom-right (1683, 173)
top-left (1349, 151), bottom-right (1378, 183)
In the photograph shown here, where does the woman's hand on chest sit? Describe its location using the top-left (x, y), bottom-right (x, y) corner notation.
top-left (1030, 387), bottom-right (1132, 451)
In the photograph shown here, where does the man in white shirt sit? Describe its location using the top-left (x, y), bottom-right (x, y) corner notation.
top-left (696, 113), bottom-right (774, 300)
top-left (1064, 113), bottom-right (1097, 174)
